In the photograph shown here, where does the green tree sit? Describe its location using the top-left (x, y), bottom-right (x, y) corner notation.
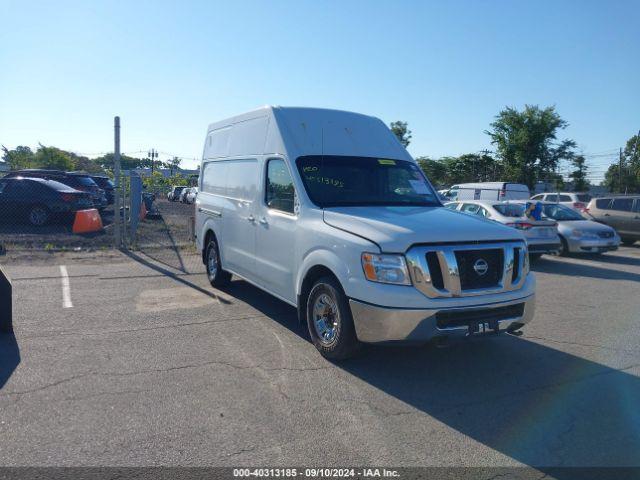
top-left (416, 157), bottom-right (447, 186)
top-left (34, 145), bottom-right (74, 170)
top-left (569, 155), bottom-right (589, 191)
top-left (603, 134), bottom-right (640, 193)
top-left (390, 121), bottom-right (412, 148)
top-left (167, 156), bottom-right (182, 175)
top-left (485, 105), bottom-right (576, 188)
top-left (1, 145), bottom-right (36, 170)
top-left (417, 153), bottom-right (502, 187)
top-left (93, 153), bottom-right (148, 171)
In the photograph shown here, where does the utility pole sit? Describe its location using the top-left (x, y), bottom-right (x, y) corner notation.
top-left (114, 117), bottom-right (122, 248)
top-left (148, 148), bottom-right (158, 174)
top-left (619, 147), bottom-right (623, 194)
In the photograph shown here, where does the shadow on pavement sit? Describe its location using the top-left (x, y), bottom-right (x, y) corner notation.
top-left (223, 279), bottom-right (307, 338)
top-left (578, 253), bottom-right (640, 268)
top-left (532, 257), bottom-right (640, 282)
top-left (123, 250), bottom-right (230, 305)
top-left (0, 332), bottom-right (20, 390)
top-left (216, 278), bottom-right (640, 470)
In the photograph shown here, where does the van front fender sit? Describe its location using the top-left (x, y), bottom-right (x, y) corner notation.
top-left (296, 247), bottom-right (358, 299)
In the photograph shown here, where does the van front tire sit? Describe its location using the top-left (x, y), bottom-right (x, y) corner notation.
top-left (205, 237), bottom-right (231, 287)
top-left (306, 277), bottom-right (360, 360)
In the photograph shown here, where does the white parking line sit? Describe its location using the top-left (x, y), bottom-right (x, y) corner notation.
top-left (60, 265), bottom-right (73, 308)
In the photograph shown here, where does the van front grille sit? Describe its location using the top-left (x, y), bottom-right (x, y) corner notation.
top-left (405, 241), bottom-right (528, 298)
top-left (454, 249), bottom-right (503, 290)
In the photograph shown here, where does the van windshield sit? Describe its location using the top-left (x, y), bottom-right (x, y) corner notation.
top-left (296, 156), bottom-right (440, 207)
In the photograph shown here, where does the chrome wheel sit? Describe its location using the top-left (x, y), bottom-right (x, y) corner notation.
top-left (207, 243), bottom-right (218, 280)
top-left (312, 293), bottom-right (339, 345)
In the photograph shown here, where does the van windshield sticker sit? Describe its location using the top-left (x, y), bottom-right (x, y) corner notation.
top-left (378, 159), bottom-right (396, 165)
top-left (304, 175), bottom-right (345, 188)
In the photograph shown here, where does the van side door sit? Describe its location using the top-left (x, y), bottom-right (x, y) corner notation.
top-left (221, 159), bottom-right (259, 279)
top-left (197, 161), bottom-right (227, 259)
top-left (254, 158), bottom-right (297, 303)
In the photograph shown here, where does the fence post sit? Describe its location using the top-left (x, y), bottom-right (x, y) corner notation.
top-left (0, 266), bottom-right (12, 334)
top-left (188, 216), bottom-right (195, 242)
top-left (113, 116), bottom-right (122, 248)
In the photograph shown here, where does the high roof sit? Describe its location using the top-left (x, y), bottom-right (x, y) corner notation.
top-left (204, 106), bottom-right (411, 161)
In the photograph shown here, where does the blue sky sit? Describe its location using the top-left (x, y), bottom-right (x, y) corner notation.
top-left (1, 0), bottom-right (638, 180)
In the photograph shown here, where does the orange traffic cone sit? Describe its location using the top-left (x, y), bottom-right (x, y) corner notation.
top-left (72, 209), bottom-right (103, 234)
top-left (139, 201), bottom-right (148, 220)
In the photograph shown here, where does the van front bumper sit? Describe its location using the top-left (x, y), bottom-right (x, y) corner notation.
top-left (349, 294), bottom-right (535, 344)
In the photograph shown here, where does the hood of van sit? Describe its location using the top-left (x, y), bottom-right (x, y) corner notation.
top-left (323, 206), bottom-right (524, 252)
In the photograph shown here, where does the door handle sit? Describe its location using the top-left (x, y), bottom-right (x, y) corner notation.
top-left (635, 216), bottom-right (640, 220)
top-left (259, 217), bottom-right (268, 225)
top-left (604, 213), bottom-right (610, 216)
top-left (247, 215), bottom-right (255, 223)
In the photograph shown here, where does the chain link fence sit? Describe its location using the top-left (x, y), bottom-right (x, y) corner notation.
top-left (0, 170), bottom-right (202, 274)
top-left (0, 172), bottom-right (115, 260)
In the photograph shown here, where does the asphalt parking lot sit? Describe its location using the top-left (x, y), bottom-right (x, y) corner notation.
top-left (1, 247), bottom-right (639, 468)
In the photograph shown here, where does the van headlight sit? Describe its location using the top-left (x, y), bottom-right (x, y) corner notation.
top-left (361, 253), bottom-right (411, 285)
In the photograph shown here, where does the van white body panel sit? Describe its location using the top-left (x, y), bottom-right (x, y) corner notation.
top-left (196, 107), bottom-right (536, 343)
top-left (450, 182), bottom-right (530, 201)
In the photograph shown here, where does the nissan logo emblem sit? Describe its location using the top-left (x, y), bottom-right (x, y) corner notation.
top-left (473, 258), bottom-right (489, 276)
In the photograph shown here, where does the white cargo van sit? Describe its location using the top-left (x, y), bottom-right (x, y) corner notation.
top-left (196, 107), bottom-right (535, 359)
top-left (444, 182), bottom-right (530, 201)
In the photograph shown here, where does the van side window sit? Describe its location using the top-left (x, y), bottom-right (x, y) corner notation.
top-left (266, 159), bottom-right (295, 214)
top-left (595, 198), bottom-right (612, 209)
top-left (559, 195), bottom-right (572, 202)
top-left (611, 198), bottom-right (634, 212)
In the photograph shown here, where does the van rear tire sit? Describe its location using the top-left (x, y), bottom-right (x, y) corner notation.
top-left (306, 276), bottom-right (360, 360)
top-left (621, 237), bottom-right (637, 246)
top-left (205, 236), bottom-right (231, 287)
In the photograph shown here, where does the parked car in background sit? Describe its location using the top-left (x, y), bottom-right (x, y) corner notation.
top-left (196, 106), bottom-right (536, 359)
top-left (443, 182), bottom-right (530, 202)
top-left (5, 169), bottom-right (107, 209)
top-left (185, 186), bottom-right (198, 204)
top-left (179, 187), bottom-right (191, 203)
top-left (167, 186), bottom-right (186, 202)
top-left (530, 192), bottom-right (591, 214)
top-left (0, 177), bottom-right (92, 226)
top-left (446, 200), bottom-right (561, 259)
top-left (586, 195), bottom-right (640, 246)
top-left (91, 175), bottom-right (115, 205)
top-left (524, 202), bottom-right (619, 255)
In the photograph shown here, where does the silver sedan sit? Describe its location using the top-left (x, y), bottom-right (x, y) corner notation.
top-left (534, 202), bottom-right (621, 255)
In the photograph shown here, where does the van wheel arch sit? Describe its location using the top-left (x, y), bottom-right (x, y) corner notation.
top-left (298, 265), bottom-right (343, 325)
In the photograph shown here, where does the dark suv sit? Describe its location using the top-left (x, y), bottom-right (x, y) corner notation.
top-left (586, 195), bottom-right (640, 245)
top-left (90, 175), bottom-right (115, 204)
top-left (5, 169), bottom-right (107, 209)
